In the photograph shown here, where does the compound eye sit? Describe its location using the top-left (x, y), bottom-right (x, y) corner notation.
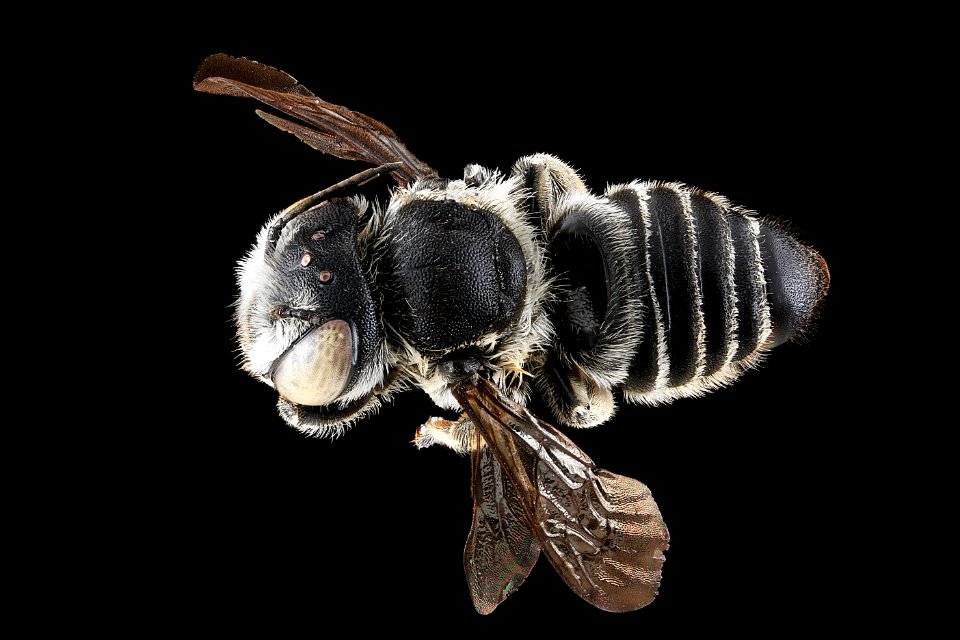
top-left (272, 319), bottom-right (355, 406)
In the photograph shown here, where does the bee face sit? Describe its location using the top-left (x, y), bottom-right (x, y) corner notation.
top-left (235, 196), bottom-right (392, 436)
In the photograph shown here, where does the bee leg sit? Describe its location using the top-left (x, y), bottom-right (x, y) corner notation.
top-left (534, 188), bottom-right (640, 429)
top-left (414, 414), bottom-right (474, 455)
top-left (510, 153), bottom-right (589, 225)
top-left (537, 360), bottom-right (615, 428)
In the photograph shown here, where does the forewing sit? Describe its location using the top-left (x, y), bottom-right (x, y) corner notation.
top-left (536, 466), bottom-right (669, 612)
top-left (464, 428), bottom-right (540, 614)
top-left (454, 378), bottom-right (670, 612)
top-left (194, 53), bottom-right (436, 185)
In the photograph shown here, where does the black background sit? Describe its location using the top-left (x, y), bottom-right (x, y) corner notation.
top-left (161, 22), bottom-right (878, 634)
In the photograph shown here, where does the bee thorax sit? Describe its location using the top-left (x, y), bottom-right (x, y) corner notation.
top-left (380, 197), bottom-right (527, 351)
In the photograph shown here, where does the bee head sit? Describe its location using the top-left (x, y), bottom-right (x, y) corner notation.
top-left (235, 196), bottom-right (392, 436)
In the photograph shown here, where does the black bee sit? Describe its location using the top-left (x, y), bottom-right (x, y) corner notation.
top-left (194, 54), bottom-right (830, 614)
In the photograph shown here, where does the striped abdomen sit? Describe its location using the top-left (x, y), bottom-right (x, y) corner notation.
top-left (543, 180), bottom-right (829, 419)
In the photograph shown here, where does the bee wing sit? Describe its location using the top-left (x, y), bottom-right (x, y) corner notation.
top-left (193, 53), bottom-right (436, 186)
top-left (453, 378), bottom-right (670, 613)
top-left (464, 427), bottom-right (541, 614)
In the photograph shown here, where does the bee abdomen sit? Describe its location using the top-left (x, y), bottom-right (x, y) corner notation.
top-left (604, 182), bottom-right (826, 405)
top-left (535, 166), bottom-right (828, 424)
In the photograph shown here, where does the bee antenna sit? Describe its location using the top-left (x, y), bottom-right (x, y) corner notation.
top-left (267, 162), bottom-right (403, 247)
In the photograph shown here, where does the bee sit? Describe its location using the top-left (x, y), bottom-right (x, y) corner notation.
top-left (194, 54), bottom-right (830, 614)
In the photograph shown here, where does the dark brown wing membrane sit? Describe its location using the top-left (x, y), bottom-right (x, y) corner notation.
top-left (464, 428), bottom-right (540, 614)
top-left (193, 53), bottom-right (436, 186)
top-left (453, 378), bottom-right (670, 613)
